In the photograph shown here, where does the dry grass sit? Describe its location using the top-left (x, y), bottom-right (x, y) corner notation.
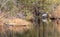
top-left (51, 5), bottom-right (60, 32)
top-left (0, 18), bottom-right (33, 32)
